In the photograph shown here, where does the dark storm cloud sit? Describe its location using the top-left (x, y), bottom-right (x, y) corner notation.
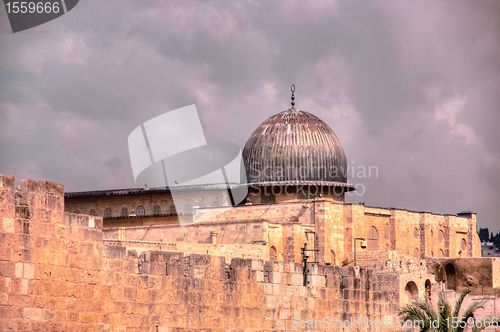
top-left (0, 0), bottom-right (499, 231)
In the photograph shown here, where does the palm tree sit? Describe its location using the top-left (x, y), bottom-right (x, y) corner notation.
top-left (399, 289), bottom-right (499, 332)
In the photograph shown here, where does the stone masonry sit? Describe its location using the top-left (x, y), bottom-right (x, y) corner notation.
top-left (1, 175), bottom-right (498, 331)
top-left (0, 175), bottom-right (407, 331)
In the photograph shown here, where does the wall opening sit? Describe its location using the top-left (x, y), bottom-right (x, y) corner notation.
top-left (439, 230), bottom-right (445, 243)
top-left (445, 264), bottom-right (457, 291)
top-left (136, 206), bottom-right (145, 216)
top-left (330, 249), bottom-right (336, 266)
top-left (367, 226), bottom-right (379, 250)
top-left (404, 281), bottom-right (419, 302)
top-left (425, 279), bottom-right (432, 300)
top-left (270, 246), bottom-right (277, 262)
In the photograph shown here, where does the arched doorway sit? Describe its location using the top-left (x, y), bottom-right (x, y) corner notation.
top-left (445, 264), bottom-right (457, 290)
top-left (367, 226), bottom-right (379, 250)
top-left (270, 246), bottom-right (277, 262)
top-left (425, 279), bottom-right (432, 300)
top-left (404, 281), bottom-right (419, 302)
top-left (330, 250), bottom-right (336, 266)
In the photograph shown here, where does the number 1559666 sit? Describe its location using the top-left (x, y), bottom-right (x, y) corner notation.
top-left (5, 1), bottom-right (61, 14)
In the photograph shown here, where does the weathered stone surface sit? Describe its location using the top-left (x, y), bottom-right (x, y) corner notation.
top-left (0, 175), bottom-right (498, 331)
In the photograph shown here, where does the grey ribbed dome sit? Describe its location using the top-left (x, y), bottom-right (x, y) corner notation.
top-left (242, 108), bottom-right (351, 188)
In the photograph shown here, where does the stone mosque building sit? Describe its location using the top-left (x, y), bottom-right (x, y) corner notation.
top-left (1, 88), bottom-right (498, 330)
top-left (65, 90), bottom-right (482, 265)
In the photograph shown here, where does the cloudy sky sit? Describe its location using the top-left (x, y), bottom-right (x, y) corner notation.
top-left (0, 1), bottom-right (499, 231)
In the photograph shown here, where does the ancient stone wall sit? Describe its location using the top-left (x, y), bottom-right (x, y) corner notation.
top-left (440, 290), bottom-right (500, 329)
top-left (1, 175), bottom-right (407, 331)
top-left (67, 190), bottom-right (482, 265)
top-left (104, 220), bottom-right (268, 247)
top-left (494, 258), bottom-right (500, 289)
top-left (101, 200), bottom-right (482, 274)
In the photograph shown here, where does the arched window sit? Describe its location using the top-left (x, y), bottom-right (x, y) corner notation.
top-left (104, 208), bottom-right (112, 218)
top-left (121, 207), bottom-right (128, 217)
top-left (330, 250), bottom-right (336, 266)
top-left (438, 230), bottom-right (445, 243)
top-left (153, 205), bottom-right (161, 216)
top-left (367, 226), bottom-right (379, 250)
top-left (425, 279), bottom-right (432, 300)
top-left (270, 246), bottom-right (277, 262)
top-left (88, 209), bottom-right (96, 216)
top-left (136, 206), bottom-right (145, 216)
top-left (404, 281), bottom-right (419, 302)
top-left (460, 238), bottom-right (467, 251)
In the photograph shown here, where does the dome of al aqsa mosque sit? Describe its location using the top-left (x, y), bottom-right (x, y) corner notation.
top-left (242, 85), bottom-right (354, 203)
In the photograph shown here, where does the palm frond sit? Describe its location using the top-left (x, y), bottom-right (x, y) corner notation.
top-left (438, 292), bottom-right (452, 332)
top-left (452, 289), bottom-right (471, 319)
top-left (399, 304), bottom-right (431, 331)
top-left (456, 300), bottom-right (485, 332)
top-left (417, 299), bottom-right (438, 323)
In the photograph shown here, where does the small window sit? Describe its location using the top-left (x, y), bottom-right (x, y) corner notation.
top-left (89, 209), bottom-right (96, 216)
top-left (121, 207), bottom-right (128, 217)
top-left (136, 206), bottom-right (145, 216)
top-left (153, 205), bottom-right (161, 216)
top-left (438, 230), bottom-right (445, 243)
top-left (367, 226), bottom-right (379, 250)
top-left (270, 246), bottom-right (277, 262)
top-left (104, 208), bottom-right (112, 218)
top-left (460, 238), bottom-right (467, 251)
top-left (169, 204), bottom-right (176, 213)
top-left (413, 227), bottom-right (419, 238)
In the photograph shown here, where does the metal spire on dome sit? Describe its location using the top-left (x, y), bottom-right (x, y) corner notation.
top-left (290, 84), bottom-right (296, 108)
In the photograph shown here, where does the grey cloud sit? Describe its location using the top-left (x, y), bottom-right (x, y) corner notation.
top-left (0, 0), bottom-right (499, 231)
